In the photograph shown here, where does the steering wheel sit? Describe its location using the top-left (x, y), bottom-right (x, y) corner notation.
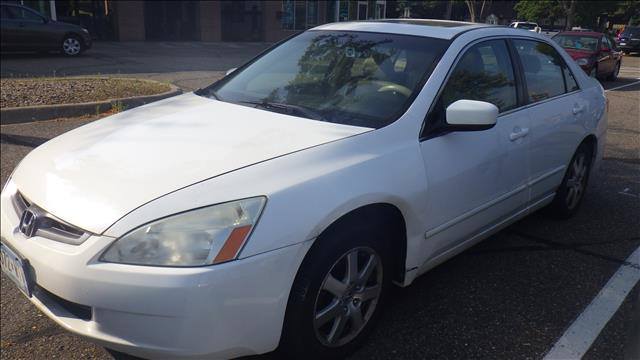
top-left (375, 81), bottom-right (412, 98)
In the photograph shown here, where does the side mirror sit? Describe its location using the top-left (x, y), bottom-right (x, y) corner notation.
top-left (225, 68), bottom-right (237, 76)
top-left (445, 99), bottom-right (498, 131)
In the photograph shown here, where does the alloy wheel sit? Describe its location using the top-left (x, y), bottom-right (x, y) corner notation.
top-left (63, 38), bottom-right (81, 56)
top-left (313, 247), bottom-right (383, 347)
top-left (565, 153), bottom-right (588, 210)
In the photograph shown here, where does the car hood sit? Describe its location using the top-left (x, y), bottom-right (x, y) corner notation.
top-left (11, 93), bottom-right (371, 234)
top-left (564, 48), bottom-right (596, 60)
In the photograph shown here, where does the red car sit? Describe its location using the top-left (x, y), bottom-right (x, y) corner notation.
top-left (552, 31), bottom-right (621, 81)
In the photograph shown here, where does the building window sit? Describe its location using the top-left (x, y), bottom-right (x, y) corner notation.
top-left (376, 1), bottom-right (386, 19)
top-left (339, 0), bottom-right (349, 21)
top-left (282, 0), bottom-right (294, 29)
top-left (282, 0), bottom-right (320, 30)
top-left (306, 0), bottom-right (318, 26)
top-left (357, 1), bottom-right (367, 20)
top-left (326, 0), bottom-right (336, 22)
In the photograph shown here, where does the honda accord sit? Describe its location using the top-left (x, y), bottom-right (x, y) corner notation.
top-left (1, 19), bottom-right (607, 359)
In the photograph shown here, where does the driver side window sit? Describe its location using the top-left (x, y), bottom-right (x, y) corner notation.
top-left (425, 39), bottom-right (517, 134)
top-left (440, 40), bottom-right (517, 114)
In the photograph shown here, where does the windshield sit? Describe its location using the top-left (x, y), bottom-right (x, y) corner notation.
top-left (553, 35), bottom-right (598, 51)
top-left (517, 23), bottom-right (536, 30)
top-left (198, 31), bottom-right (449, 128)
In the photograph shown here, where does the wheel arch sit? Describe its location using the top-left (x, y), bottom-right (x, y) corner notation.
top-left (62, 32), bottom-right (85, 46)
top-left (580, 133), bottom-right (598, 165)
top-left (304, 202), bottom-right (408, 285)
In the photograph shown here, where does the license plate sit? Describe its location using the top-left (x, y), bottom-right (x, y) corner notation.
top-left (0, 243), bottom-right (32, 297)
top-left (620, 42), bottom-right (626, 45)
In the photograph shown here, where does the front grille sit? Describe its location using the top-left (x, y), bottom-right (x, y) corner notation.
top-left (12, 192), bottom-right (91, 245)
top-left (33, 286), bottom-right (92, 321)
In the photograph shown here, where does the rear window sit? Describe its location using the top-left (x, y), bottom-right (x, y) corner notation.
top-left (517, 23), bottom-right (537, 30)
top-left (553, 35), bottom-right (599, 52)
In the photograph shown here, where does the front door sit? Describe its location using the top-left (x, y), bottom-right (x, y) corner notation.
top-left (419, 39), bottom-right (530, 261)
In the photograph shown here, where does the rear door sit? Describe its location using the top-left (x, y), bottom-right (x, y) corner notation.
top-left (419, 39), bottom-right (530, 260)
top-left (511, 39), bottom-right (586, 204)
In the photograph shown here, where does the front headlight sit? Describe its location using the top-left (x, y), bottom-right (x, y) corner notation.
top-left (101, 197), bottom-right (266, 267)
top-left (576, 58), bottom-right (590, 66)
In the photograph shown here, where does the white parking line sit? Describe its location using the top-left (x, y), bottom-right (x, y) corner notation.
top-left (543, 246), bottom-right (640, 360)
top-left (605, 80), bottom-right (640, 92)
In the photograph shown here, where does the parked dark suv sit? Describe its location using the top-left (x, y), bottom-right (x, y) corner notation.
top-left (616, 26), bottom-right (640, 54)
top-left (0, 3), bottom-right (91, 56)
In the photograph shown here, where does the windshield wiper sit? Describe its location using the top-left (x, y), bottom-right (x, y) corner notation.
top-left (195, 87), bottom-right (222, 101)
top-left (238, 100), bottom-right (327, 122)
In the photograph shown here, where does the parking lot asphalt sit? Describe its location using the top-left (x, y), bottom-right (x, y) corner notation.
top-left (1, 42), bottom-right (271, 91)
top-left (1, 55), bottom-right (639, 360)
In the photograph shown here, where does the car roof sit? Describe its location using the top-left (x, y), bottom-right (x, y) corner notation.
top-left (556, 31), bottom-right (604, 37)
top-left (313, 19), bottom-right (495, 40)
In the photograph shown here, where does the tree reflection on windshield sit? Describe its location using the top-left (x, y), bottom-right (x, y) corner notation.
top-left (202, 31), bottom-right (449, 128)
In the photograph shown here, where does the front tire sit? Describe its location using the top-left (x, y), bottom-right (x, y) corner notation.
top-left (61, 34), bottom-right (83, 56)
top-left (546, 143), bottom-right (592, 219)
top-left (280, 222), bottom-right (391, 359)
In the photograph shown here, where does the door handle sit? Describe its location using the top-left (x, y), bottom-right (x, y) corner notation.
top-left (572, 104), bottom-right (585, 115)
top-left (509, 127), bottom-right (529, 141)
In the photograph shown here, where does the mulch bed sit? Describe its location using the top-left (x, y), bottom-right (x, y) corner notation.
top-left (1, 78), bottom-right (171, 108)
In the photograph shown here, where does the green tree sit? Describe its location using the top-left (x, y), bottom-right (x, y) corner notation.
top-left (515, 0), bottom-right (639, 30)
top-left (515, 0), bottom-right (569, 27)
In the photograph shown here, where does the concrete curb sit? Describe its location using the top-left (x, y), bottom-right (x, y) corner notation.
top-left (0, 81), bottom-right (182, 125)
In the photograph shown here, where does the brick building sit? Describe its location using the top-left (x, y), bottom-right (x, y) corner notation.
top-left (13, 0), bottom-right (389, 42)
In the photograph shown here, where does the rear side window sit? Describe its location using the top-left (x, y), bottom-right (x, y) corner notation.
top-left (439, 39), bottom-right (517, 113)
top-left (513, 39), bottom-right (566, 103)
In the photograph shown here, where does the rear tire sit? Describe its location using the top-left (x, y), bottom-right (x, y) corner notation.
top-left (545, 143), bottom-right (592, 219)
top-left (280, 221), bottom-right (392, 359)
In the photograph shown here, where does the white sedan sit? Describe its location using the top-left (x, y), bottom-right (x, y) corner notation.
top-left (0, 19), bottom-right (606, 359)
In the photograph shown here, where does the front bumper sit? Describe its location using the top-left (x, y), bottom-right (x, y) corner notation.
top-left (1, 182), bottom-right (310, 359)
top-left (618, 44), bottom-right (640, 52)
